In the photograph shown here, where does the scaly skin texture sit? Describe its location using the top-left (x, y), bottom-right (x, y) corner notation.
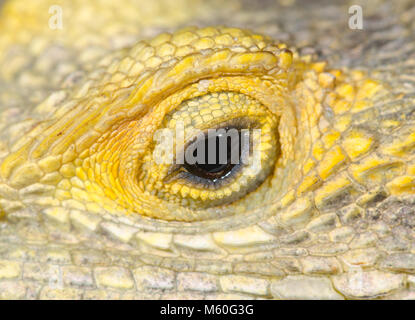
top-left (0, 0), bottom-right (414, 299)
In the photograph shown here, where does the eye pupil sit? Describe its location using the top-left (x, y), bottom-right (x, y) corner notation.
top-left (184, 128), bottom-right (242, 181)
top-left (196, 135), bottom-right (233, 174)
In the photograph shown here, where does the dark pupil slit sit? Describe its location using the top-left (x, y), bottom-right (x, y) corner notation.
top-left (184, 128), bottom-right (243, 181)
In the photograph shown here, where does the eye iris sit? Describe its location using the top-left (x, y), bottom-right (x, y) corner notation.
top-left (184, 128), bottom-right (242, 181)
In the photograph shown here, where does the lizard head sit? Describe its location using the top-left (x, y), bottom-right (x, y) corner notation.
top-left (0, 21), bottom-right (414, 299)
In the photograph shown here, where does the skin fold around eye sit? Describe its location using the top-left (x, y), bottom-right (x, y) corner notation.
top-left (1, 26), bottom-right (393, 225)
top-left (0, 27), bottom-right (307, 222)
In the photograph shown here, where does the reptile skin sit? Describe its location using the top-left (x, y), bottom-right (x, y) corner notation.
top-left (0, 0), bottom-right (414, 300)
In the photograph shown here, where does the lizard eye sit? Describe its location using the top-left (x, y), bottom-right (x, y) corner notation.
top-left (145, 92), bottom-right (280, 210)
top-left (182, 126), bottom-right (245, 181)
top-left (183, 126), bottom-right (243, 181)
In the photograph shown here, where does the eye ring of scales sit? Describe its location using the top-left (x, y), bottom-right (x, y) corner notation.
top-left (0, 0), bottom-right (414, 300)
